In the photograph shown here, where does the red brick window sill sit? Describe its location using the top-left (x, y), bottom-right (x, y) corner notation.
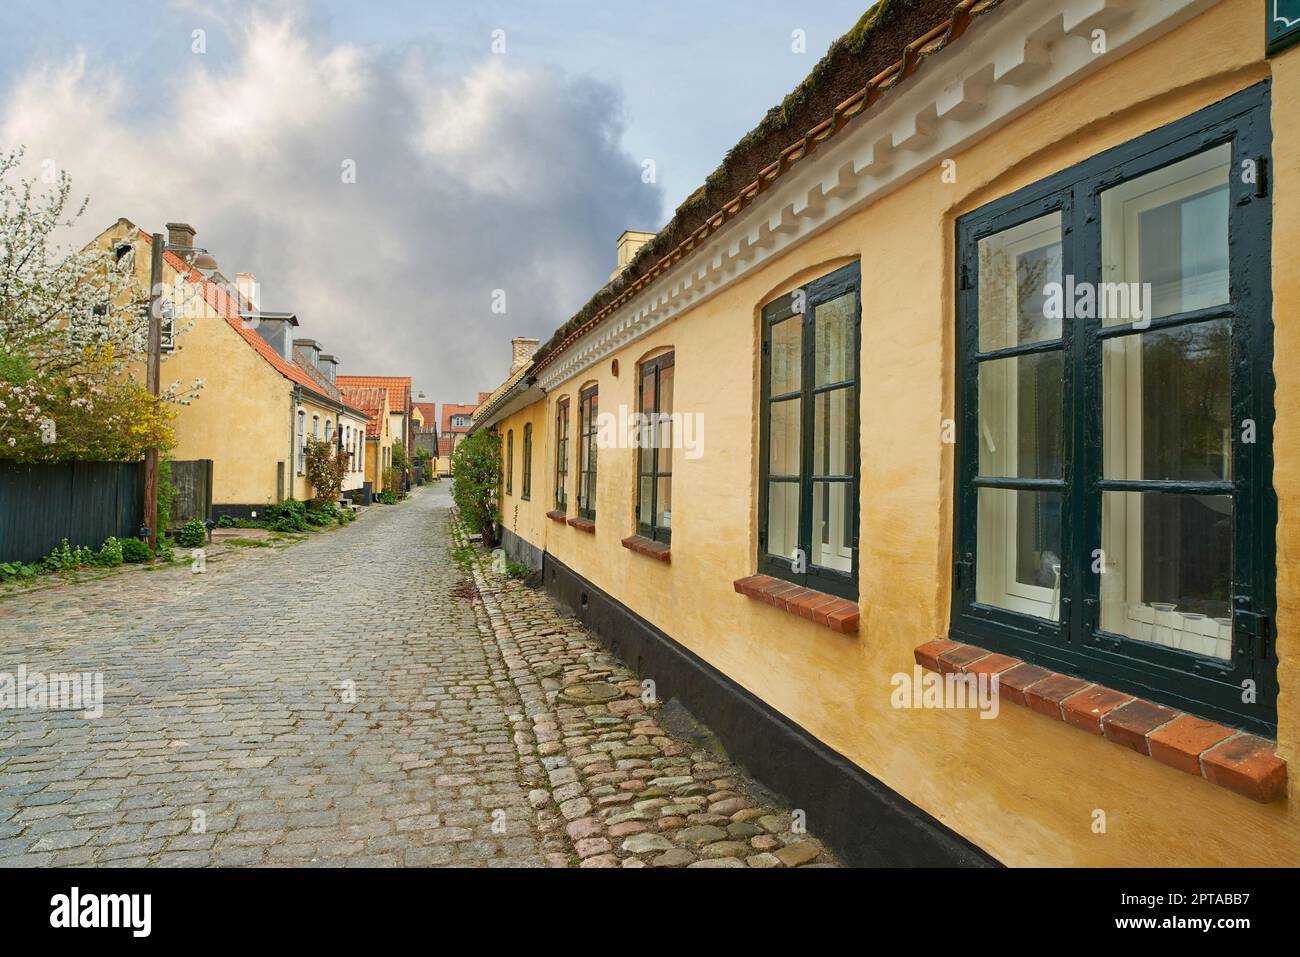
top-left (621, 535), bottom-right (670, 563)
top-left (733, 574), bottom-right (858, 634)
top-left (567, 517), bottom-right (595, 534)
top-left (914, 639), bottom-right (1287, 804)
top-left (546, 510), bottom-right (568, 524)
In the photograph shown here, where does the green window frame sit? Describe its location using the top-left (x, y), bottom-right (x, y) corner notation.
top-left (577, 386), bottom-right (598, 521)
top-left (554, 399), bottom-right (569, 512)
top-left (636, 352), bottom-right (674, 544)
top-left (953, 83), bottom-right (1276, 734)
top-left (506, 428), bottom-right (514, 496)
top-left (758, 261), bottom-right (860, 601)
top-left (522, 423), bottom-right (533, 501)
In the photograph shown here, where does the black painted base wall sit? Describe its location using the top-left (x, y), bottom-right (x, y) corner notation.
top-left (542, 553), bottom-right (1000, 868)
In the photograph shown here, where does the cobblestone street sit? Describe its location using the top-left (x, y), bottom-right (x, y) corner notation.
top-left (0, 485), bottom-right (834, 867)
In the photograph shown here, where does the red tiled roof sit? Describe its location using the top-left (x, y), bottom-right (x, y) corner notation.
top-left (438, 435), bottom-right (456, 456)
top-left (336, 376), bottom-right (411, 414)
top-left (441, 403), bottom-right (478, 433)
top-left (339, 386), bottom-right (387, 438)
top-left (412, 401), bottom-right (438, 424)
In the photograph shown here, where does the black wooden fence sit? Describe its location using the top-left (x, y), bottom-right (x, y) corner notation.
top-left (0, 460), bottom-right (144, 564)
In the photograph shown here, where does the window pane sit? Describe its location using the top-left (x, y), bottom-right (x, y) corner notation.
top-left (813, 386), bottom-right (854, 478)
top-left (977, 351), bottom-right (1063, 479)
top-left (1100, 491), bottom-right (1232, 660)
top-left (978, 212), bottom-right (1062, 351)
top-left (976, 487), bottom-right (1062, 620)
top-left (766, 481), bottom-right (799, 558)
top-left (656, 476), bottom-right (672, 531)
top-left (770, 316), bottom-right (801, 394)
top-left (638, 476), bottom-right (653, 526)
top-left (768, 397), bottom-right (801, 477)
top-left (639, 370), bottom-right (655, 414)
top-left (815, 293), bottom-right (854, 386)
top-left (659, 365), bottom-right (674, 476)
top-left (1101, 144), bottom-right (1230, 323)
top-left (812, 481), bottom-right (852, 572)
top-left (1102, 319), bottom-right (1231, 481)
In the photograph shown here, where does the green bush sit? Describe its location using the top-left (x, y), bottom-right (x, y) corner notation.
top-left (120, 537), bottom-right (152, 563)
top-left (265, 499), bottom-right (308, 532)
top-left (96, 536), bottom-right (124, 567)
top-left (42, 539), bottom-right (93, 571)
top-left (0, 561), bottom-right (39, 583)
top-left (177, 520), bottom-right (206, 547)
top-left (451, 431), bottom-right (502, 546)
top-left (377, 490), bottom-right (398, 505)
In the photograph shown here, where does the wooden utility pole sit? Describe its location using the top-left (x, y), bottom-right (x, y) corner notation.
top-left (143, 233), bottom-right (164, 551)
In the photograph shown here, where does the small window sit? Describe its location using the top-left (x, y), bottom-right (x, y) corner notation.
top-left (522, 423), bottom-right (533, 500)
top-left (296, 410), bottom-right (306, 475)
top-left (555, 399), bottom-right (570, 512)
top-left (758, 263), bottom-right (860, 600)
top-left (506, 429), bottom-right (514, 496)
top-left (636, 352), bottom-right (674, 544)
top-left (577, 386), bottom-right (598, 521)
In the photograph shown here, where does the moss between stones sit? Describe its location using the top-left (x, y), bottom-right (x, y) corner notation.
top-left (534, 0), bottom-right (962, 366)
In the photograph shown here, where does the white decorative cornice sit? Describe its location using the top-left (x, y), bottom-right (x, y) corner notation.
top-left (537, 0), bottom-right (1217, 392)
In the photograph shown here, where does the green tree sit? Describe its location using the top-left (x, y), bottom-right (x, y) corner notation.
top-left (451, 431), bottom-right (502, 546)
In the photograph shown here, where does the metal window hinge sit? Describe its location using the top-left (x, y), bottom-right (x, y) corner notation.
top-left (1254, 156), bottom-right (1269, 199)
top-left (960, 264), bottom-right (972, 290)
top-left (955, 558), bottom-right (973, 591)
top-left (1237, 611), bottom-right (1271, 658)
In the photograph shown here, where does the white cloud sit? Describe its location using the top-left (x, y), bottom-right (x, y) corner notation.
top-left (0, 7), bottom-right (661, 401)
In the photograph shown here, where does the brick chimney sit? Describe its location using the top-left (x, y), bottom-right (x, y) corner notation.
top-left (509, 337), bottom-right (539, 376)
top-left (609, 229), bottom-right (656, 281)
top-left (166, 222), bottom-right (197, 250)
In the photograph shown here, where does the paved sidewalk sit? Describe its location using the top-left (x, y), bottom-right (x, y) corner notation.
top-left (0, 485), bottom-right (834, 867)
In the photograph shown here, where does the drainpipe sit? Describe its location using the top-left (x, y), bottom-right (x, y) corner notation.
top-left (289, 385), bottom-right (302, 503)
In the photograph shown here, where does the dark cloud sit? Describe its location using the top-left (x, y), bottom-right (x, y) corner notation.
top-left (1, 10), bottom-right (663, 402)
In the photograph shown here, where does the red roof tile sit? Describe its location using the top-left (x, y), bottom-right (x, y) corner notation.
top-left (339, 386), bottom-right (387, 438)
top-left (336, 376), bottom-right (411, 414)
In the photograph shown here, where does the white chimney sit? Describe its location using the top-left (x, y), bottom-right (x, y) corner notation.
top-left (609, 229), bottom-right (656, 281)
top-left (234, 271), bottom-right (260, 311)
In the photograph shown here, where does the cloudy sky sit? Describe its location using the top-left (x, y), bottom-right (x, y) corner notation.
top-left (0, 0), bottom-right (868, 403)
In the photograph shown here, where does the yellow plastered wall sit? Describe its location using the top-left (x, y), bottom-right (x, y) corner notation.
top-left (499, 398), bottom-right (555, 552)
top-left (101, 223), bottom-right (293, 507)
top-left (502, 0), bottom-right (1298, 865)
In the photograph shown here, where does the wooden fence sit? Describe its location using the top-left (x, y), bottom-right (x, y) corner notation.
top-left (0, 460), bottom-right (144, 564)
top-left (168, 459), bottom-right (213, 526)
top-left (0, 458), bottom-right (213, 563)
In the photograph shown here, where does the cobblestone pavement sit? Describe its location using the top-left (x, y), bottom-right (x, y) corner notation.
top-left (0, 485), bottom-right (835, 867)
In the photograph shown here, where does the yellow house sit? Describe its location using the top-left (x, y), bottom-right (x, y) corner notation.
top-left (339, 384), bottom-right (392, 495)
top-left (90, 220), bottom-right (371, 517)
top-left (471, 0), bottom-right (1297, 866)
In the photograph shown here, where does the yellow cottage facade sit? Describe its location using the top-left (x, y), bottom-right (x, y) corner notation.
top-left (472, 0), bottom-right (1299, 866)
